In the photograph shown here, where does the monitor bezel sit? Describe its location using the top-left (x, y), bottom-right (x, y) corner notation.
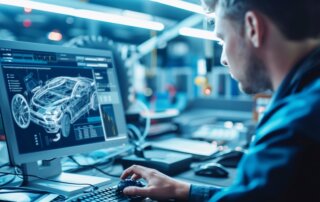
top-left (0, 40), bottom-right (128, 165)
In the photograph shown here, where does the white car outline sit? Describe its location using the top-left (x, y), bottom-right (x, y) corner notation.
top-left (12, 76), bottom-right (98, 138)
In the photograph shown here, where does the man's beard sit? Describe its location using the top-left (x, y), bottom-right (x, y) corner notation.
top-left (238, 53), bottom-right (272, 94)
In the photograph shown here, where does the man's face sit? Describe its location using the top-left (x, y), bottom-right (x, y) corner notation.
top-left (214, 7), bottom-right (272, 94)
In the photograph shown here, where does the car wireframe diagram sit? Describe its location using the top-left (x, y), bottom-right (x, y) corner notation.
top-left (11, 76), bottom-right (98, 138)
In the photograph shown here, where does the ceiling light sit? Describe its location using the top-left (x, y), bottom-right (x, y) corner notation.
top-left (151, 0), bottom-right (206, 15)
top-left (122, 10), bottom-right (153, 21)
top-left (179, 27), bottom-right (220, 41)
top-left (0, 0), bottom-right (165, 31)
top-left (24, 7), bottom-right (32, 13)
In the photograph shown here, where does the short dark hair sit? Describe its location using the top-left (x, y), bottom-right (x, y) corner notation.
top-left (204, 0), bottom-right (320, 40)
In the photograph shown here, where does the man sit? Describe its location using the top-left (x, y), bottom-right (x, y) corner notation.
top-left (121, 0), bottom-right (320, 201)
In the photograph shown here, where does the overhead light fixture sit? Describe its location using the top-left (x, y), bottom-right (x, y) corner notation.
top-left (179, 27), bottom-right (220, 41)
top-left (0, 0), bottom-right (165, 31)
top-left (151, 0), bottom-right (206, 15)
top-left (24, 7), bottom-right (32, 13)
top-left (122, 10), bottom-right (153, 21)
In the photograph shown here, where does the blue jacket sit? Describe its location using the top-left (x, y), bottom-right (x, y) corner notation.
top-left (189, 47), bottom-right (320, 202)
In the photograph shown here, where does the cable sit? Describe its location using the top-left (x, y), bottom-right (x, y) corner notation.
top-left (127, 123), bottom-right (142, 142)
top-left (91, 165), bottom-right (120, 178)
top-left (0, 163), bottom-right (9, 169)
top-left (0, 173), bottom-right (9, 177)
top-left (68, 156), bottom-right (120, 178)
top-left (135, 100), bottom-right (151, 142)
top-left (0, 175), bottom-right (16, 187)
top-left (127, 100), bottom-right (151, 146)
top-left (0, 164), bottom-right (16, 187)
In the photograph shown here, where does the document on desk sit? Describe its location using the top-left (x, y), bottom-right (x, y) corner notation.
top-left (152, 138), bottom-right (219, 159)
top-left (0, 190), bottom-right (56, 202)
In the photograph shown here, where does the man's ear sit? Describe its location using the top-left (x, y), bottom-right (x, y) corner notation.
top-left (244, 11), bottom-right (265, 48)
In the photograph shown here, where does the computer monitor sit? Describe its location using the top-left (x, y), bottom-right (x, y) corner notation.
top-left (0, 40), bottom-right (128, 196)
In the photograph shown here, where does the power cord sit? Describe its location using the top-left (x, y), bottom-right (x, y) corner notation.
top-left (0, 163), bottom-right (9, 169)
top-left (0, 163), bottom-right (16, 187)
top-left (0, 174), bottom-right (16, 187)
top-left (135, 100), bottom-right (151, 142)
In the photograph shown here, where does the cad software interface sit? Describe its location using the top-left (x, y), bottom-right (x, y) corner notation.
top-left (0, 47), bottom-right (125, 154)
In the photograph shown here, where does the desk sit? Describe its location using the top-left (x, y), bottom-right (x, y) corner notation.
top-left (0, 156), bottom-right (236, 201)
top-left (75, 159), bottom-right (236, 188)
top-left (0, 137), bottom-right (238, 201)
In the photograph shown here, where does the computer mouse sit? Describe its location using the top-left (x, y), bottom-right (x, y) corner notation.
top-left (117, 179), bottom-right (146, 200)
top-left (194, 162), bottom-right (229, 178)
top-left (117, 179), bottom-right (145, 193)
top-left (216, 150), bottom-right (244, 168)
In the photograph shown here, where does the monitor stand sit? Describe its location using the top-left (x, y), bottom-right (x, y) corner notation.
top-left (21, 158), bottom-right (111, 197)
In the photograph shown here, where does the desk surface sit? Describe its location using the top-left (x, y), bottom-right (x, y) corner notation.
top-left (76, 158), bottom-right (236, 188)
top-left (0, 156), bottom-right (236, 202)
top-left (0, 137), bottom-right (238, 201)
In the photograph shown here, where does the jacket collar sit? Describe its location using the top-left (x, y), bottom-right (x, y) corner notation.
top-left (253, 46), bottom-right (320, 144)
top-left (269, 46), bottom-right (320, 106)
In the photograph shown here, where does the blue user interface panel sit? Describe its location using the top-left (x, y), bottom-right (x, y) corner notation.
top-left (0, 47), bottom-right (125, 154)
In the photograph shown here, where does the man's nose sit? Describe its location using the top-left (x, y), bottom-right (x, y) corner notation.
top-left (221, 57), bottom-right (228, 66)
top-left (220, 48), bottom-right (228, 66)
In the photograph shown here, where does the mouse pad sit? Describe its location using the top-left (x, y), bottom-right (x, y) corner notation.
top-left (176, 168), bottom-right (237, 187)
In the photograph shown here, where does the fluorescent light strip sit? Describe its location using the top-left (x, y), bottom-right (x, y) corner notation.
top-left (122, 10), bottom-right (153, 21)
top-left (179, 27), bottom-right (220, 41)
top-left (151, 0), bottom-right (205, 15)
top-left (0, 0), bottom-right (165, 31)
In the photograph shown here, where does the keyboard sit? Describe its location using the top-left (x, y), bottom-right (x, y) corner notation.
top-left (66, 185), bottom-right (144, 202)
top-left (192, 124), bottom-right (240, 141)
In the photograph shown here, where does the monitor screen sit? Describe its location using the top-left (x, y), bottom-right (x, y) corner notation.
top-left (0, 40), bottom-right (128, 165)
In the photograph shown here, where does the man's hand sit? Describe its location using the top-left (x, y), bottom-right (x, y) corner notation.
top-left (120, 165), bottom-right (190, 201)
